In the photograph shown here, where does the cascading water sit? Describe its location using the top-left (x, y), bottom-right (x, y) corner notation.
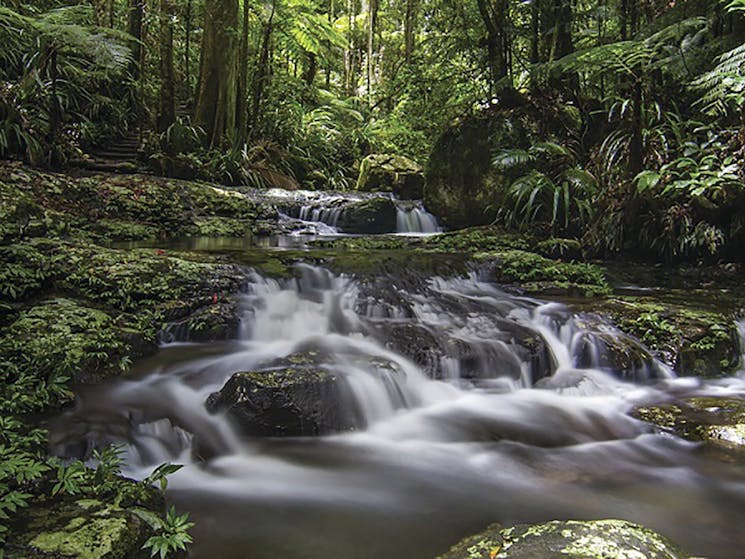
top-left (258, 187), bottom-right (441, 236)
top-left (48, 265), bottom-right (745, 559)
top-left (395, 201), bottom-right (441, 234)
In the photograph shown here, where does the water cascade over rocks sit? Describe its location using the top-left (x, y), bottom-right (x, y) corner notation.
top-left (48, 265), bottom-right (745, 559)
top-left (253, 188), bottom-right (440, 235)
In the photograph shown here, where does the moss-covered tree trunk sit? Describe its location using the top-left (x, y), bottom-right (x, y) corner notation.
top-left (194, 0), bottom-right (239, 147)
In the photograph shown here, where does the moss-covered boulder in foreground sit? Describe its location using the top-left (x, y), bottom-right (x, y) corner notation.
top-left (5, 480), bottom-right (164, 559)
top-left (437, 519), bottom-right (688, 559)
top-left (633, 397), bottom-right (745, 452)
top-left (355, 153), bottom-right (425, 200)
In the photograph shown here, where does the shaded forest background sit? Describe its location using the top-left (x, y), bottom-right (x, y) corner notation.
top-left (2, 0), bottom-right (745, 261)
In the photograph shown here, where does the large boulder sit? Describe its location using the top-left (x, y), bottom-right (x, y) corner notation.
top-left (205, 351), bottom-right (361, 436)
top-left (425, 96), bottom-right (582, 230)
top-left (337, 196), bottom-right (398, 234)
top-left (425, 113), bottom-right (530, 230)
top-left (355, 154), bottom-right (424, 200)
top-left (437, 519), bottom-right (688, 559)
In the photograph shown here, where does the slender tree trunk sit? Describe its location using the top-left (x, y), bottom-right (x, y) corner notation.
top-left (127, 0), bottom-right (144, 80)
top-left (629, 80), bottom-right (643, 176)
top-left (404, 0), bottom-right (418, 63)
top-left (158, 0), bottom-right (176, 133)
top-left (195, 0), bottom-right (240, 147)
top-left (345, 0), bottom-right (356, 94)
top-left (620, 0), bottom-right (628, 40)
top-left (530, 0), bottom-right (540, 64)
top-left (185, 0), bottom-right (192, 91)
top-left (249, 5), bottom-right (275, 133)
top-left (237, 0), bottom-right (251, 141)
top-left (367, 0), bottom-right (378, 104)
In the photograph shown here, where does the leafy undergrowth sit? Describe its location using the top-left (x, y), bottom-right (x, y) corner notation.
top-left (0, 236), bottom-right (246, 552)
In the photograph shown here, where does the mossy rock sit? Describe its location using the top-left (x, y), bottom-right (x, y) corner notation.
top-left (206, 351), bottom-right (364, 436)
top-left (0, 161), bottom-right (263, 243)
top-left (336, 197), bottom-right (398, 234)
top-left (633, 397), bottom-right (745, 452)
top-left (475, 250), bottom-right (611, 297)
top-left (425, 114), bottom-right (526, 229)
top-left (438, 520), bottom-right (688, 559)
top-left (355, 154), bottom-right (425, 200)
top-left (159, 299), bottom-right (241, 343)
top-left (0, 298), bottom-right (145, 385)
top-left (5, 495), bottom-right (157, 559)
top-left (600, 298), bottom-right (739, 377)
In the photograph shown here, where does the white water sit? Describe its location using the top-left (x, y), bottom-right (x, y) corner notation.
top-left (264, 187), bottom-right (441, 235)
top-left (49, 266), bottom-right (745, 559)
top-left (395, 202), bottom-right (441, 234)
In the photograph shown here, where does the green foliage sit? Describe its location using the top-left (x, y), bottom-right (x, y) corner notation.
top-left (143, 463), bottom-right (183, 493)
top-left (0, 5), bottom-right (133, 164)
top-left (493, 140), bottom-right (597, 237)
top-left (142, 506), bottom-right (194, 559)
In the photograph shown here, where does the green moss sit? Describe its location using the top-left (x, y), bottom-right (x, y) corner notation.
top-left (0, 161), bottom-right (261, 243)
top-left (633, 397), bottom-right (745, 450)
top-left (440, 520), bottom-right (686, 559)
top-left (9, 496), bottom-right (154, 559)
top-left (475, 250), bottom-right (611, 297)
top-left (602, 298), bottom-right (738, 376)
top-left (0, 298), bottom-right (134, 385)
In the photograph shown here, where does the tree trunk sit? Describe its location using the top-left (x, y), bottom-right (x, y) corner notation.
top-left (530, 0), bottom-right (540, 64)
top-left (304, 52), bottom-right (318, 86)
top-left (476, 0), bottom-right (509, 90)
top-left (629, 80), bottom-right (643, 176)
top-left (127, 0), bottom-right (144, 80)
top-left (249, 5), bottom-right (275, 133)
top-left (404, 0), bottom-right (418, 63)
top-left (158, 0), bottom-right (176, 133)
top-left (367, 0), bottom-right (378, 104)
top-left (195, 0), bottom-right (240, 147)
top-left (237, 0), bottom-right (251, 141)
top-left (185, 0), bottom-right (193, 90)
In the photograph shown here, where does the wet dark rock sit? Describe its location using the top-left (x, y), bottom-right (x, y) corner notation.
top-left (633, 397), bottom-right (745, 453)
top-left (571, 314), bottom-right (667, 382)
top-left (159, 300), bottom-right (241, 343)
top-left (355, 153), bottom-right (425, 200)
top-left (337, 197), bottom-right (398, 234)
top-left (437, 519), bottom-right (688, 559)
top-left (206, 351), bottom-right (364, 436)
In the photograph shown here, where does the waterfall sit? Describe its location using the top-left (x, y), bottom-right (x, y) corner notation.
top-left (395, 201), bottom-right (441, 234)
top-left (46, 265), bottom-right (745, 559)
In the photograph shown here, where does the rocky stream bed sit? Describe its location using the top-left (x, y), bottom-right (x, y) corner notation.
top-left (3, 163), bottom-right (745, 558)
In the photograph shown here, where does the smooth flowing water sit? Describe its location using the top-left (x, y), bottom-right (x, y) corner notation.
top-left (48, 265), bottom-right (745, 558)
top-left (261, 188), bottom-right (441, 236)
